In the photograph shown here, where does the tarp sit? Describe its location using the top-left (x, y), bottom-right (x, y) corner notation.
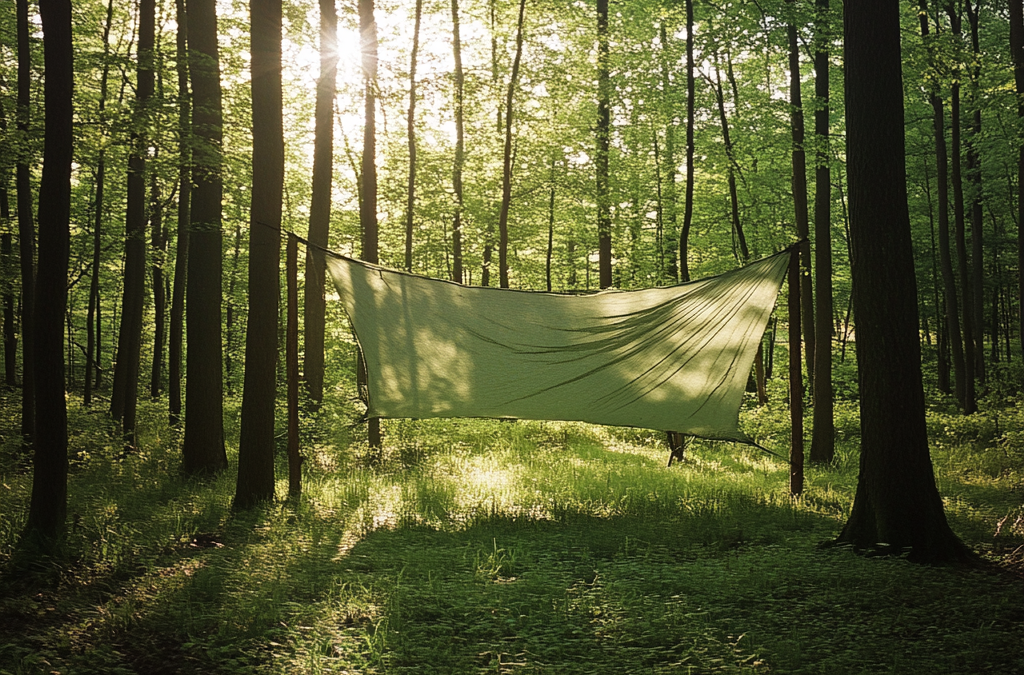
top-left (326, 251), bottom-right (790, 443)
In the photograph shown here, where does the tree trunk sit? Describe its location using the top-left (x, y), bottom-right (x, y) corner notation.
top-left (679, 0), bottom-right (695, 282)
top-left (835, 0), bottom-right (969, 563)
top-left (235, 0), bottom-right (284, 509)
top-left (809, 0), bottom-right (834, 463)
top-left (712, 52), bottom-right (748, 261)
top-left (546, 157), bottom-right (555, 292)
top-left (182, 0), bottom-right (227, 475)
top-left (16, 0), bottom-right (35, 448)
top-left (0, 100), bottom-right (15, 387)
top-left (149, 172), bottom-right (166, 399)
top-left (659, 22), bottom-right (678, 282)
top-left (24, 0), bottom-right (72, 548)
top-left (497, 0), bottom-right (526, 289)
top-left (286, 234), bottom-right (301, 495)
top-left (1009, 0), bottom-right (1024, 355)
top-left (111, 0), bottom-right (155, 448)
top-left (360, 0), bottom-right (381, 449)
top-left (965, 0), bottom-right (985, 383)
top-left (224, 220), bottom-right (242, 393)
top-left (451, 0), bottom-right (465, 284)
top-left (789, 251), bottom-right (803, 495)
top-left (403, 0), bottom-right (420, 273)
top-left (787, 11), bottom-right (815, 382)
top-left (595, 0), bottom-right (612, 289)
top-left (303, 0), bottom-right (337, 404)
top-left (169, 0), bottom-right (189, 426)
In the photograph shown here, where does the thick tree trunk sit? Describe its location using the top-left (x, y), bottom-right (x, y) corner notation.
top-left (16, 0), bottom-right (35, 448)
top-left (451, 0), bottom-right (465, 284)
top-left (24, 0), bottom-right (72, 548)
top-left (1009, 0), bottom-right (1024, 354)
top-left (169, 0), bottom-right (189, 426)
top-left (835, 0), bottom-right (968, 563)
top-left (303, 0), bottom-right (337, 404)
top-left (182, 0), bottom-right (227, 475)
top-left (679, 0), bottom-right (695, 282)
top-left (809, 0), bottom-right (834, 463)
top-left (360, 0), bottom-right (381, 449)
top-left (595, 0), bottom-right (612, 289)
top-left (111, 0), bottom-right (155, 448)
top-left (787, 13), bottom-right (815, 382)
top-left (235, 0), bottom-right (284, 509)
top-left (403, 0), bottom-right (420, 272)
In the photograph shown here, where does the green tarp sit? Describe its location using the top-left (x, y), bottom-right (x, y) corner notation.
top-left (326, 251), bottom-right (790, 443)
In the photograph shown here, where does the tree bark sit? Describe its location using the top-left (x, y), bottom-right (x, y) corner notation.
top-left (236, 0), bottom-right (284, 509)
top-left (679, 0), bottom-right (695, 282)
top-left (659, 22), bottom-right (678, 282)
top-left (711, 51), bottom-right (748, 261)
top-left (810, 0), bottom-right (834, 463)
top-left (787, 9), bottom-right (815, 382)
top-left (1009, 0), bottom-right (1024, 355)
top-left (16, 0), bottom-right (36, 448)
top-left (360, 0), bottom-right (381, 449)
top-left (84, 0), bottom-right (115, 407)
top-left (24, 0), bottom-right (72, 548)
top-left (169, 0), bottom-right (189, 426)
top-left (0, 103), bottom-right (15, 387)
top-left (450, 0), bottom-right (465, 284)
top-left (403, 0), bottom-right (420, 273)
top-left (835, 0), bottom-right (969, 563)
top-left (111, 0), bottom-right (155, 448)
top-left (149, 172), bottom-right (166, 399)
top-left (595, 0), bottom-right (612, 289)
top-left (497, 0), bottom-right (526, 289)
top-left (964, 0), bottom-right (985, 383)
top-left (303, 0), bottom-right (337, 404)
top-left (286, 234), bottom-right (301, 496)
top-left (182, 0), bottom-right (227, 475)
top-left (919, 2), bottom-right (967, 408)
top-left (789, 251), bottom-right (803, 496)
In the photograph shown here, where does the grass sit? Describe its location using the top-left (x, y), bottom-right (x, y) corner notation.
top-left (1, 376), bottom-right (1024, 674)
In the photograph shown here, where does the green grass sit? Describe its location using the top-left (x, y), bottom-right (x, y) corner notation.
top-left (2, 384), bottom-right (1024, 674)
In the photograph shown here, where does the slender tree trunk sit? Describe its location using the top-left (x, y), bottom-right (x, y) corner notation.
top-left (303, 0), bottom-right (337, 404)
top-left (945, 7), bottom-right (977, 413)
top-left (595, 0), bottom-right (612, 289)
top-left (546, 157), bottom-right (556, 292)
top-left (498, 0), bottom-right (526, 289)
top-left (787, 11), bottom-right (815, 382)
top-left (111, 0), bottom-right (155, 448)
top-left (712, 53), bottom-right (748, 261)
top-left (235, 0), bottom-right (284, 509)
top-left (659, 22), bottom-right (678, 282)
top-left (169, 0), bottom-right (189, 426)
top-left (403, 0), bottom-right (421, 272)
top-left (182, 0), bottom-right (227, 475)
top-left (965, 0), bottom-right (985, 382)
top-left (286, 234), bottom-right (301, 495)
top-left (679, 0), bottom-right (695, 282)
top-left (451, 0), bottom-right (465, 283)
top-left (24, 0), bottom-right (72, 548)
top-left (923, 157), bottom-right (951, 393)
top-left (1009, 0), bottom-right (1024, 355)
top-left (360, 0), bottom-right (381, 449)
top-left (150, 172), bottom-right (166, 398)
top-left (789, 251), bottom-right (803, 495)
top-left (0, 101), bottom-right (15, 387)
top-left (84, 0), bottom-right (115, 407)
top-left (835, 0), bottom-right (968, 562)
top-left (224, 221), bottom-right (242, 393)
top-left (482, 0), bottom-right (498, 288)
top-left (810, 0), bottom-right (834, 463)
top-left (16, 0), bottom-right (35, 448)
top-left (919, 1), bottom-right (967, 407)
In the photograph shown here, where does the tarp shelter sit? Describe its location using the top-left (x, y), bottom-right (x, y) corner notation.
top-left (326, 251), bottom-right (790, 443)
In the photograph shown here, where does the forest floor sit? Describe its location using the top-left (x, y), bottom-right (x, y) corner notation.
top-left (2, 372), bottom-right (1024, 674)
